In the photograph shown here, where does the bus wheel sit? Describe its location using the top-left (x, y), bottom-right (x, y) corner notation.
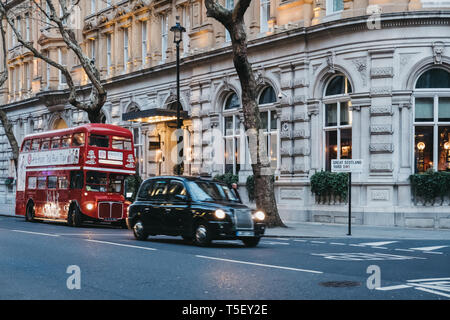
top-left (69, 205), bottom-right (83, 227)
top-left (25, 203), bottom-right (35, 222)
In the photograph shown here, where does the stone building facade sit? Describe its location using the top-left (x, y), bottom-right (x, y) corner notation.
top-left (1, 0), bottom-right (450, 227)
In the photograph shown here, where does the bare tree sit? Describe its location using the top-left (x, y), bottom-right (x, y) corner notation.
top-left (0, 0), bottom-right (107, 123)
top-left (205, 0), bottom-right (285, 227)
top-left (0, 10), bottom-right (19, 170)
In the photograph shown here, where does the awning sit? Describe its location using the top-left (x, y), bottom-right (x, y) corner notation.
top-left (122, 108), bottom-right (189, 124)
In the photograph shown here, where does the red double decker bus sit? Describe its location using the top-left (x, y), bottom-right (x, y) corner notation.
top-left (15, 124), bottom-right (136, 227)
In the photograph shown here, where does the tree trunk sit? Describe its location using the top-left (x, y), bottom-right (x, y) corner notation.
top-left (205, 0), bottom-right (286, 227)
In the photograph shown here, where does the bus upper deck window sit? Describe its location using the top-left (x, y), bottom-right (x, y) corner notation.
top-left (61, 135), bottom-right (71, 148)
top-left (72, 133), bottom-right (85, 147)
top-left (41, 139), bottom-right (50, 151)
top-left (51, 138), bottom-right (60, 149)
top-left (112, 136), bottom-right (132, 150)
top-left (23, 140), bottom-right (31, 152)
top-left (31, 139), bottom-right (40, 151)
top-left (89, 134), bottom-right (109, 148)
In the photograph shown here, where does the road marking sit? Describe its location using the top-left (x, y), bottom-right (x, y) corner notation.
top-left (377, 278), bottom-right (450, 298)
top-left (423, 251), bottom-right (443, 255)
top-left (85, 239), bottom-right (157, 251)
top-left (312, 252), bottom-right (426, 261)
top-left (349, 244), bottom-right (366, 247)
top-left (372, 247), bottom-right (388, 250)
top-left (358, 241), bottom-right (398, 247)
top-left (310, 241), bottom-right (326, 244)
top-left (330, 242), bottom-right (346, 246)
top-left (294, 239), bottom-right (307, 242)
top-left (56, 233), bottom-right (125, 236)
top-left (11, 230), bottom-right (59, 237)
top-left (395, 249), bottom-right (414, 252)
top-left (376, 284), bottom-right (411, 291)
top-left (262, 241), bottom-right (290, 246)
top-left (196, 255), bottom-right (323, 274)
top-left (409, 245), bottom-right (448, 252)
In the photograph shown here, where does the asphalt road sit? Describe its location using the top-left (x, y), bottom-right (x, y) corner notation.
top-left (1, 216), bottom-right (449, 300)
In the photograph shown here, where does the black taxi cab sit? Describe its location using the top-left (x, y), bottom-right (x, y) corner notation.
top-left (126, 176), bottom-right (266, 247)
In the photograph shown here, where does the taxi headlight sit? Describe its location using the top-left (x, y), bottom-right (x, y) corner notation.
top-left (214, 209), bottom-right (226, 219)
top-left (253, 210), bottom-right (265, 221)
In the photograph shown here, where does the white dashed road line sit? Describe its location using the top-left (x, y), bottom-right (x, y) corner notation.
top-left (11, 230), bottom-right (60, 237)
top-left (196, 255), bottom-right (323, 274)
top-left (85, 239), bottom-right (157, 251)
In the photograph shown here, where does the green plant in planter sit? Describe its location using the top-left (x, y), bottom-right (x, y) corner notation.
top-left (409, 170), bottom-right (450, 205)
top-left (310, 171), bottom-right (348, 204)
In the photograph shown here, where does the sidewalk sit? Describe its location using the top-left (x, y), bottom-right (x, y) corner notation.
top-left (264, 221), bottom-right (450, 240)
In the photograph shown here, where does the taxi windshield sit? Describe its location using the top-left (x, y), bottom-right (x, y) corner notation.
top-left (187, 181), bottom-right (240, 203)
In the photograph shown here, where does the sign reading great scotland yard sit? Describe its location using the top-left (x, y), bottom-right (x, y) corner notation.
top-left (331, 159), bottom-right (363, 173)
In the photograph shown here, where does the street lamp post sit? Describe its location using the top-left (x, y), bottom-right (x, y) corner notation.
top-left (170, 17), bottom-right (186, 175)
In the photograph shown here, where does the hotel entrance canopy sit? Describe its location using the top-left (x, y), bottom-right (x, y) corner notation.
top-left (122, 108), bottom-right (189, 124)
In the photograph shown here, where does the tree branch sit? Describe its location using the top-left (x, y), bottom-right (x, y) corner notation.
top-left (204, 0), bottom-right (233, 30)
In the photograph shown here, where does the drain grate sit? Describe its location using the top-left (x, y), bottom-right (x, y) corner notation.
top-left (319, 281), bottom-right (361, 288)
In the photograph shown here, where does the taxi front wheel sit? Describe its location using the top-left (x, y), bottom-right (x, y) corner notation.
top-left (193, 224), bottom-right (212, 247)
top-left (242, 237), bottom-right (261, 247)
top-left (133, 220), bottom-right (148, 241)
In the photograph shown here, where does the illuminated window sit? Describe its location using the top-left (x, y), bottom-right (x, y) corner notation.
top-left (323, 74), bottom-right (352, 171)
top-left (414, 68), bottom-right (450, 173)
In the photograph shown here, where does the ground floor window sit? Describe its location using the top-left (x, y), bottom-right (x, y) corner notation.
top-left (414, 96), bottom-right (450, 173)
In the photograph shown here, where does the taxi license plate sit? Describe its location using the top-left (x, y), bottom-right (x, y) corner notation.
top-left (237, 231), bottom-right (254, 237)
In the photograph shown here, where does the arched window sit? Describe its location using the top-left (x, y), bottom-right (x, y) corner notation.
top-left (223, 91), bottom-right (241, 174)
top-left (258, 85), bottom-right (278, 170)
top-left (414, 68), bottom-right (450, 173)
top-left (224, 92), bottom-right (240, 110)
top-left (259, 86), bottom-right (277, 105)
top-left (323, 74), bottom-right (352, 171)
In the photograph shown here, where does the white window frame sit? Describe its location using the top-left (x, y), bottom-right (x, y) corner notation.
top-left (322, 75), bottom-right (353, 171)
top-left (106, 33), bottom-right (112, 75)
top-left (326, 0), bottom-right (344, 15)
top-left (91, 0), bottom-right (96, 15)
top-left (25, 14), bottom-right (30, 41)
top-left (223, 92), bottom-right (242, 175)
top-left (260, 0), bottom-right (270, 34)
top-left (142, 22), bottom-right (147, 65)
top-left (161, 15), bottom-right (168, 62)
top-left (225, 0), bottom-right (234, 42)
top-left (58, 48), bottom-right (67, 86)
top-left (123, 28), bottom-right (129, 72)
